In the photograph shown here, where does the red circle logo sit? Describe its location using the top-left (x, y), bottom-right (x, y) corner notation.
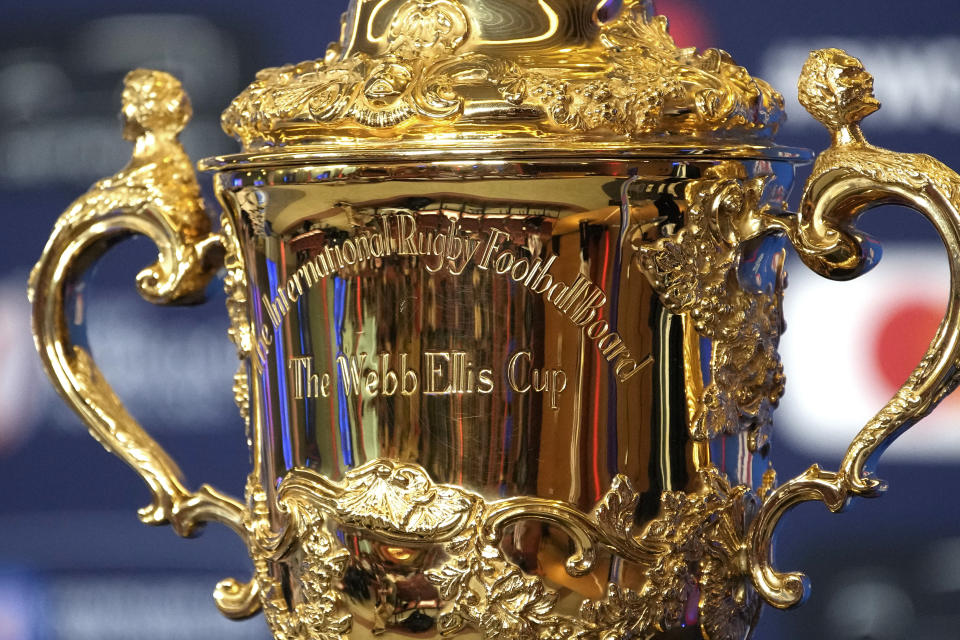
top-left (872, 298), bottom-right (960, 409)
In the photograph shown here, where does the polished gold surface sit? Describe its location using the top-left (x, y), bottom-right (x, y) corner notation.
top-left (636, 173), bottom-right (786, 453)
top-left (222, 0), bottom-right (784, 150)
top-left (28, 70), bottom-right (257, 618)
top-left (746, 48), bottom-right (960, 610)
top-left (244, 458), bottom-right (767, 640)
top-left (210, 147), bottom-right (793, 639)
top-left (27, 5), bottom-right (960, 640)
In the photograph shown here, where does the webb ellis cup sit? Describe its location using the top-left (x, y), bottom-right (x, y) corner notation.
top-left (28, 1), bottom-right (960, 638)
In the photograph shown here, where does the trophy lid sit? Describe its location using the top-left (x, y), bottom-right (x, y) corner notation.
top-left (217, 0), bottom-right (791, 158)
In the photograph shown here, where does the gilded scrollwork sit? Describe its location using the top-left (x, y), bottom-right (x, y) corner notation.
top-left (219, 210), bottom-right (253, 429)
top-left (248, 478), bottom-right (352, 640)
top-left (584, 468), bottom-right (762, 640)
top-left (748, 48), bottom-right (960, 610)
top-left (634, 176), bottom-right (786, 451)
top-left (29, 69), bottom-right (258, 619)
top-left (245, 459), bottom-right (765, 640)
top-left (221, 0), bottom-right (783, 147)
top-left (331, 460), bottom-right (480, 538)
top-left (427, 530), bottom-right (562, 638)
top-left (592, 474), bottom-right (641, 545)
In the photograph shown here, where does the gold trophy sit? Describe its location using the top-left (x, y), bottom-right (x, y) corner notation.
top-left (28, 1), bottom-right (960, 638)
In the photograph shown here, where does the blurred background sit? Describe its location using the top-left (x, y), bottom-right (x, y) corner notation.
top-left (2, 1), bottom-right (959, 638)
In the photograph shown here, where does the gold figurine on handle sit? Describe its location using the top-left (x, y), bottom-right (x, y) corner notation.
top-left (750, 47), bottom-right (960, 609)
top-left (28, 2), bottom-right (960, 639)
top-left (28, 69), bottom-right (259, 618)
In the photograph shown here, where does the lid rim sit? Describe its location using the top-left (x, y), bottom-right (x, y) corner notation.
top-left (199, 142), bottom-right (814, 173)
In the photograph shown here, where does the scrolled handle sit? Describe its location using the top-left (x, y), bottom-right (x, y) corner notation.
top-left (28, 70), bottom-right (259, 619)
top-left (748, 48), bottom-right (960, 609)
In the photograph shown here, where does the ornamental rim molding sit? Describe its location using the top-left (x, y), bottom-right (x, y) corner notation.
top-left (221, 0), bottom-right (786, 150)
top-left (246, 457), bottom-right (772, 640)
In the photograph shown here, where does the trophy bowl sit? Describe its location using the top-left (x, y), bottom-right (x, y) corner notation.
top-left (28, 1), bottom-right (960, 639)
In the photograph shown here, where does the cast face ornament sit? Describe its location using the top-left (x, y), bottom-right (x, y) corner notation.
top-left (28, 2), bottom-right (960, 639)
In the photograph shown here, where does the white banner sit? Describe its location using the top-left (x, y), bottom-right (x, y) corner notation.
top-left (779, 244), bottom-right (960, 462)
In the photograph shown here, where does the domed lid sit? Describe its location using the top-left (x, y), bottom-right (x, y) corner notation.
top-left (220, 0), bottom-right (786, 153)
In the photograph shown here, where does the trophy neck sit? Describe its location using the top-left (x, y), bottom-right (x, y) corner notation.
top-left (336, 0), bottom-right (653, 58)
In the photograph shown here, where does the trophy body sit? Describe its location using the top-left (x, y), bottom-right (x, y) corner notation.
top-left (29, 1), bottom-right (960, 639)
top-left (213, 154), bottom-right (796, 638)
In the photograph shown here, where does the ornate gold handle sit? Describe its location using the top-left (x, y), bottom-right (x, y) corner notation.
top-left (28, 70), bottom-right (259, 619)
top-left (748, 48), bottom-right (960, 608)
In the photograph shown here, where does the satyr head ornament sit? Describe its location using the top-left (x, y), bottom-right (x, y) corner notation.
top-left (121, 69), bottom-right (192, 140)
top-left (798, 47), bottom-right (882, 131)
